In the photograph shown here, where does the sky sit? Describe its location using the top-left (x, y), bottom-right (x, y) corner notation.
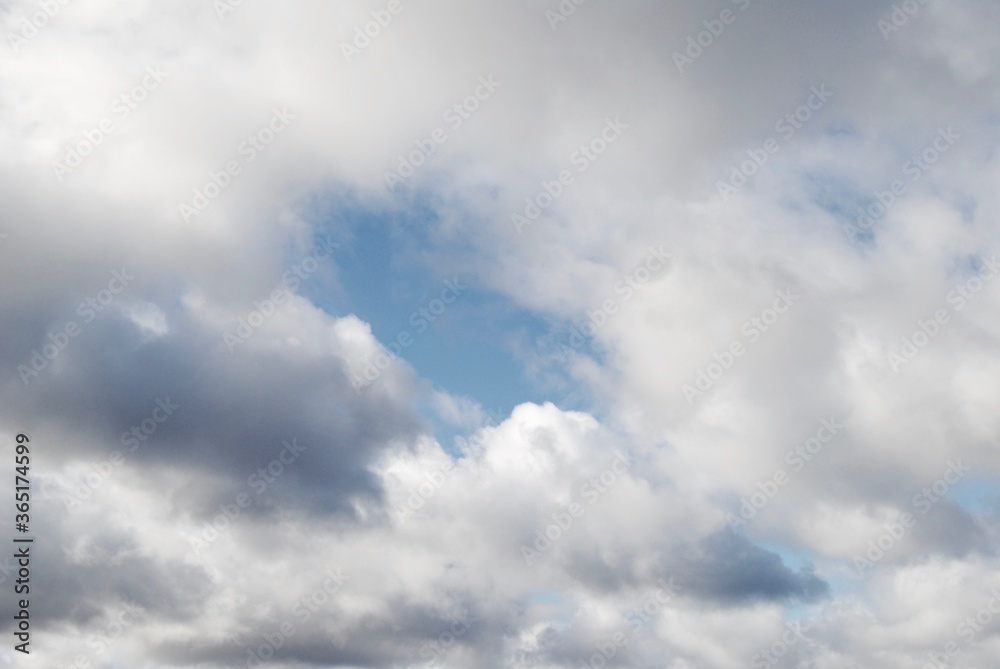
top-left (1, 0), bottom-right (999, 667)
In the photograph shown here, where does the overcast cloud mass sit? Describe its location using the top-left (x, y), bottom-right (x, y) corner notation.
top-left (1, 0), bottom-right (1000, 667)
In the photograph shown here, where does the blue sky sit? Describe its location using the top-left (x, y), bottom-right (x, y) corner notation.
top-left (309, 207), bottom-right (553, 420)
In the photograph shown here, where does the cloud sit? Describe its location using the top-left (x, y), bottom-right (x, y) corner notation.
top-left (1, 0), bottom-right (999, 666)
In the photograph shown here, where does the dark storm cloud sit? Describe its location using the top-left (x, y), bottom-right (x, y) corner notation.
top-left (670, 530), bottom-right (829, 604)
top-left (562, 530), bottom-right (827, 606)
top-left (2, 301), bottom-right (425, 519)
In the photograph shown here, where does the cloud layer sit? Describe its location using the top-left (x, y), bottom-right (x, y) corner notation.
top-left (1, 0), bottom-right (999, 667)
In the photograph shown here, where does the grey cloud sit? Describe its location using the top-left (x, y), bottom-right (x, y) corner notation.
top-left (670, 530), bottom-right (829, 604)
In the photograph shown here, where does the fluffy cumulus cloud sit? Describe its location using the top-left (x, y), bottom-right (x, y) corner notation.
top-left (0, 0), bottom-right (999, 666)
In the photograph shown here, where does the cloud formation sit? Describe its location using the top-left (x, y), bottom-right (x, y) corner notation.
top-left (1, 0), bottom-right (999, 667)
